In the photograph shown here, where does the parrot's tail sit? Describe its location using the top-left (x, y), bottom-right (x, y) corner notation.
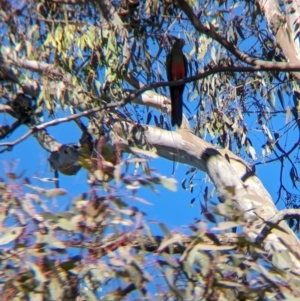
top-left (171, 87), bottom-right (183, 127)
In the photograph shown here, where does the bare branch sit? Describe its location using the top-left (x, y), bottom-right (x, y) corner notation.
top-left (0, 120), bottom-right (21, 140)
top-left (0, 128), bottom-right (33, 151)
top-left (128, 63), bottom-right (300, 103)
top-left (0, 100), bottom-right (125, 150)
top-left (2, 57), bottom-right (300, 152)
top-left (258, 0), bottom-right (300, 71)
top-left (11, 58), bottom-right (63, 78)
top-left (177, 0), bottom-right (279, 68)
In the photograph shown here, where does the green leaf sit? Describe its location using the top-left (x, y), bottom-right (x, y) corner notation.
top-left (195, 244), bottom-right (236, 251)
top-left (211, 221), bottom-right (242, 231)
top-left (46, 188), bottom-right (67, 198)
top-left (160, 176), bottom-right (177, 191)
top-left (159, 223), bottom-right (170, 237)
top-left (218, 280), bottom-right (245, 288)
top-left (277, 88), bottom-right (285, 110)
top-left (28, 293), bottom-right (43, 301)
top-left (157, 235), bottom-right (183, 252)
top-left (56, 218), bottom-right (76, 231)
top-left (43, 233), bottom-right (66, 250)
top-left (267, 89), bottom-right (276, 109)
top-left (48, 276), bottom-right (64, 300)
top-left (0, 227), bottom-right (23, 245)
top-left (28, 262), bottom-right (47, 283)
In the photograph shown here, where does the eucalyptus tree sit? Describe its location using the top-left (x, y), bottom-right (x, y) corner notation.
top-left (1, 0), bottom-right (300, 299)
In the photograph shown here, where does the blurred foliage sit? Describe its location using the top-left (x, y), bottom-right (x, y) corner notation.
top-left (0, 172), bottom-right (300, 300)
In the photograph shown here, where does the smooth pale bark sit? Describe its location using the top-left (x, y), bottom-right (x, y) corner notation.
top-left (132, 90), bottom-right (170, 113)
top-left (258, 0), bottom-right (300, 80)
top-left (113, 122), bottom-right (300, 274)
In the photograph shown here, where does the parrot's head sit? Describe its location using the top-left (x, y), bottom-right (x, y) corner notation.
top-left (172, 37), bottom-right (185, 50)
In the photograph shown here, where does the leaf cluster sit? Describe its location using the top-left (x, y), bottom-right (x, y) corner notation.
top-left (0, 171), bottom-right (299, 300)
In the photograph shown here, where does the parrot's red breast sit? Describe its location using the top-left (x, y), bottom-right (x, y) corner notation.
top-left (171, 61), bottom-right (186, 80)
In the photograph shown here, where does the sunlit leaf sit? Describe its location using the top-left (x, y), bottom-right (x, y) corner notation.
top-left (81, 288), bottom-right (98, 301)
top-left (0, 227), bottom-right (23, 245)
top-left (157, 235), bottom-right (183, 252)
top-left (195, 244), bottom-right (236, 251)
top-left (160, 176), bottom-right (177, 191)
top-left (46, 188), bottom-right (67, 197)
top-left (211, 221), bottom-right (242, 231)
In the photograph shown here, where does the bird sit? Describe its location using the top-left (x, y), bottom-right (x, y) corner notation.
top-left (166, 38), bottom-right (187, 128)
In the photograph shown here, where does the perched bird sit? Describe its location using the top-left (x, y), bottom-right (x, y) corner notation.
top-left (166, 38), bottom-right (187, 127)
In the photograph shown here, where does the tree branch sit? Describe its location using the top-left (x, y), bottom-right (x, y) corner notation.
top-left (256, 209), bottom-right (300, 245)
top-left (8, 56), bottom-right (64, 78)
top-left (0, 100), bottom-right (125, 150)
top-left (254, 141), bottom-right (300, 166)
top-left (177, 0), bottom-right (282, 68)
top-left (0, 104), bottom-right (18, 118)
top-left (269, 208), bottom-right (300, 224)
top-left (0, 120), bottom-right (21, 140)
top-left (128, 63), bottom-right (300, 103)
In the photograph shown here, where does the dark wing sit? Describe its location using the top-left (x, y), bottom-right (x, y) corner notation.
top-left (166, 52), bottom-right (172, 81)
top-left (183, 53), bottom-right (188, 77)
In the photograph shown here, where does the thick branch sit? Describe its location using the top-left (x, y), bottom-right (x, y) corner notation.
top-left (256, 209), bottom-right (300, 243)
top-left (9, 56), bottom-right (64, 78)
top-left (112, 123), bottom-right (300, 273)
top-left (256, 209), bottom-right (300, 245)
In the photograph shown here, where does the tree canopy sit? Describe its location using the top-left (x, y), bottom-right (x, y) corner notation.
top-left (1, 0), bottom-right (300, 300)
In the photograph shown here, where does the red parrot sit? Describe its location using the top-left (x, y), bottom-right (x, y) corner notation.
top-left (166, 38), bottom-right (187, 127)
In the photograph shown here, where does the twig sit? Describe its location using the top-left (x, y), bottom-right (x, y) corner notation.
top-left (177, 0), bottom-right (274, 67)
top-left (2, 63), bottom-right (300, 151)
top-left (0, 101), bottom-right (124, 150)
top-left (256, 209), bottom-right (300, 245)
top-left (254, 140), bottom-right (300, 166)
